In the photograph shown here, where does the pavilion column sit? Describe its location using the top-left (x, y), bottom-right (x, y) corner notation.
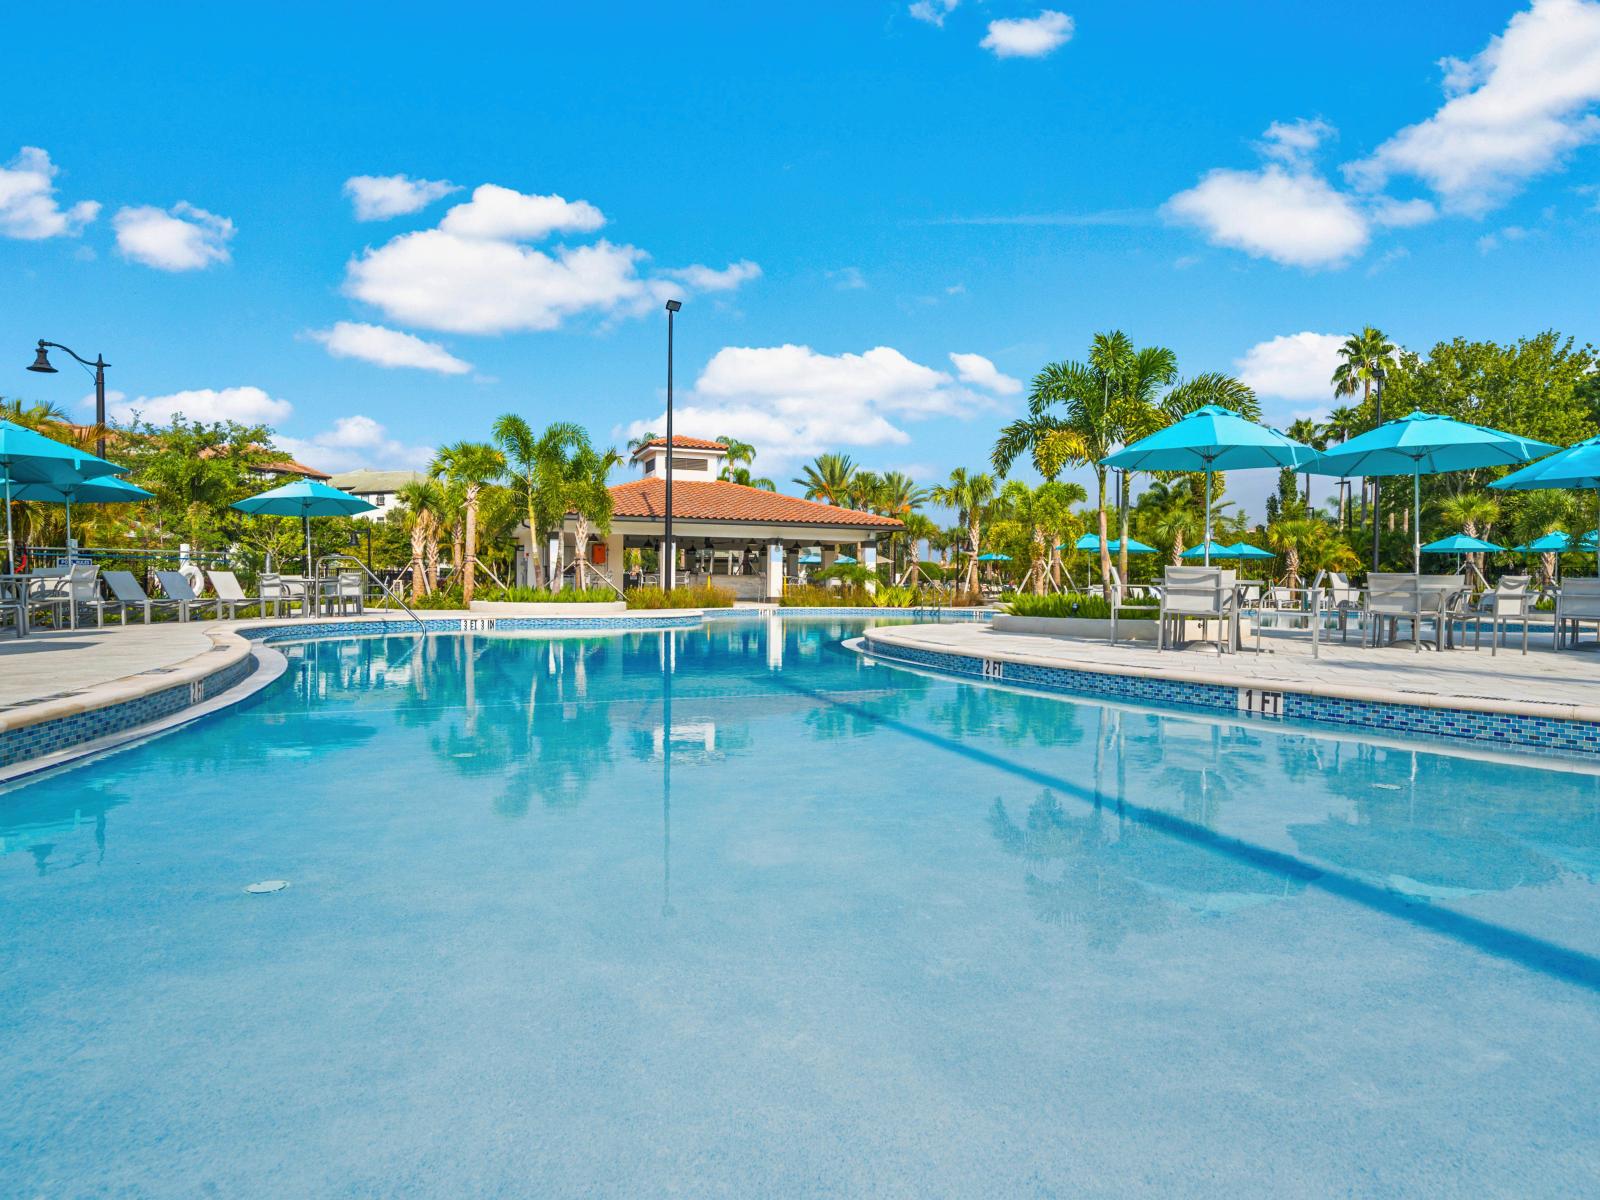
top-left (604, 533), bottom-right (625, 591)
top-left (547, 535), bottom-right (562, 592)
top-left (821, 546), bottom-right (838, 571)
top-left (766, 539), bottom-right (784, 601)
top-left (862, 542), bottom-right (878, 595)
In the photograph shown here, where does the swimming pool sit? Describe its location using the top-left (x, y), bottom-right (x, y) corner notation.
top-left (4, 616), bottom-right (1598, 1197)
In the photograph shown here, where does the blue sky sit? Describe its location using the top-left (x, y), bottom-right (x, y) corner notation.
top-left (4, 1), bottom-right (1598, 519)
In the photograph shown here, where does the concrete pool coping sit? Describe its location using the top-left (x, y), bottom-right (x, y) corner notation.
top-left (860, 622), bottom-right (1600, 756)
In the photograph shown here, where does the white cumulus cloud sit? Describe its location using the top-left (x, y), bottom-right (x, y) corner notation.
top-left (344, 173), bottom-right (459, 221)
top-left (308, 321), bottom-right (471, 374)
top-left (1349, 0), bottom-right (1600, 214)
top-left (1162, 164), bottom-right (1370, 268)
top-left (1234, 332), bottom-right (1345, 402)
top-left (980, 10), bottom-right (1074, 58)
top-left (624, 343), bottom-right (1000, 466)
top-left (113, 202), bottom-right (234, 271)
top-left (437, 184), bottom-right (605, 240)
top-left (0, 146), bottom-right (99, 239)
top-left (343, 182), bottom-right (758, 334)
top-left (948, 352), bottom-right (1023, 395)
top-left (910, 0), bottom-right (959, 26)
top-left (276, 414), bottom-right (434, 474)
top-left (111, 385), bottom-right (291, 427)
top-left (663, 259), bottom-right (762, 291)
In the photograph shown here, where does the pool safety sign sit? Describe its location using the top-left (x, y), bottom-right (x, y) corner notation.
top-left (461, 617), bottom-right (497, 632)
top-left (1237, 687), bottom-right (1284, 718)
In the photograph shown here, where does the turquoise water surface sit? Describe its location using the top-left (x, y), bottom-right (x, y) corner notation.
top-left (4, 616), bottom-right (1599, 1198)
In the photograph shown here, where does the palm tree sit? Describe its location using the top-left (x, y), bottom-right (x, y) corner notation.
top-left (569, 445), bottom-right (623, 585)
top-left (396, 478), bottom-right (445, 600)
top-left (931, 467), bottom-right (997, 595)
top-left (992, 358), bottom-right (1118, 596)
top-left (627, 430), bottom-right (659, 453)
top-left (1436, 491), bottom-right (1500, 574)
top-left (898, 511), bottom-right (939, 583)
top-left (847, 469), bottom-right (884, 513)
top-left (715, 435), bottom-right (756, 471)
top-left (793, 452), bottom-right (856, 506)
top-left (1285, 418), bottom-right (1326, 508)
top-left (723, 466), bottom-right (776, 490)
top-left (1332, 326), bottom-right (1399, 556)
top-left (1266, 514), bottom-right (1318, 591)
top-left (1138, 477), bottom-right (1203, 565)
top-left (493, 415), bottom-right (586, 587)
top-left (430, 441), bottom-right (506, 604)
top-left (1323, 405), bottom-right (1360, 528)
top-left (876, 471), bottom-right (932, 573)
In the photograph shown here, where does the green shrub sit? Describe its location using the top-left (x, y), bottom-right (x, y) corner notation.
top-left (782, 583), bottom-right (871, 607)
top-left (1003, 592), bottom-right (1157, 620)
top-left (625, 583), bottom-right (735, 609)
top-left (476, 585), bottom-right (617, 603)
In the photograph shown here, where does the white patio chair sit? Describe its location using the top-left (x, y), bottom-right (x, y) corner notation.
top-left (1472, 575), bottom-right (1533, 656)
top-left (154, 571), bottom-right (224, 621)
top-left (1157, 566), bottom-right (1238, 656)
top-left (1554, 578), bottom-right (1600, 649)
top-left (258, 572), bottom-right (307, 617)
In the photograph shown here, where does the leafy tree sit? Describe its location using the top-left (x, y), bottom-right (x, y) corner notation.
top-left (118, 416), bottom-right (278, 551)
top-left (569, 444), bottom-right (623, 585)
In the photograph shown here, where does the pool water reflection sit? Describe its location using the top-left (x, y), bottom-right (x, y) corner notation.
top-left (3, 614), bottom-right (1598, 1197)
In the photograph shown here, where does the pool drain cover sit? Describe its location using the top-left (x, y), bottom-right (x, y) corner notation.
top-left (245, 880), bottom-right (290, 894)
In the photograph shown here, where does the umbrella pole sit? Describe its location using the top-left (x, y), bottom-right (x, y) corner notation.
top-left (304, 512), bottom-right (313, 578)
top-left (1204, 471), bottom-right (1212, 567)
top-left (65, 498), bottom-right (73, 557)
top-left (1413, 469), bottom-right (1421, 574)
top-left (3, 474), bottom-right (12, 573)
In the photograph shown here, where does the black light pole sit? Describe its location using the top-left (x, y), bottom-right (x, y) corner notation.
top-left (663, 299), bottom-right (682, 589)
top-left (29, 340), bottom-right (110, 458)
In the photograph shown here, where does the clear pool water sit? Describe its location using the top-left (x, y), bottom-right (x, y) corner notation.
top-left (4, 616), bottom-right (1598, 1198)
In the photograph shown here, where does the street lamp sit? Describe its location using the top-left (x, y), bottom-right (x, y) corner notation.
top-left (663, 298), bottom-right (682, 590)
top-left (28, 339), bottom-right (111, 458)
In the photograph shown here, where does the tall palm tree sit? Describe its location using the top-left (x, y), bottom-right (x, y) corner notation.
top-left (715, 435), bottom-right (757, 471)
top-left (493, 415), bottom-right (586, 587)
top-left (1138, 477), bottom-right (1203, 565)
top-left (626, 430), bottom-right (659, 453)
top-left (877, 471), bottom-right (932, 572)
top-left (793, 452), bottom-right (857, 506)
top-left (1266, 514), bottom-right (1317, 591)
top-left (1323, 405), bottom-right (1360, 528)
top-left (569, 445), bottom-right (623, 585)
top-left (931, 467), bottom-right (997, 595)
top-left (847, 469), bottom-right (885, 513)
top-left (1331, 326), bottom-right (1399, 559)
top-left (1285, 418), bottom-right (1326, 508)
top-left (430, 441), bottom-right (506, 605)
top-left (899, 511), bottom-right (939, 583)
top-left (397, 478), bottom-right (445, 600)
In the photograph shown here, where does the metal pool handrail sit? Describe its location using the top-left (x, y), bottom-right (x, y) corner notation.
top-left (316, 553), bottom-right (426, 632)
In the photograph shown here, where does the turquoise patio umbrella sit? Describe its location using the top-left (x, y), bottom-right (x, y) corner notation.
top-left (1, 418), bottom-right (127, 570)
top-left (1491, 434), bottom-right (1600, 576)
top-left (1102, 404), bottom-right (1315, 565)
top-left (232, 479), bottom-right (375, 575)
top-left (6, 474), bottom-right (152, 550)
top-left (835, 554), bottom-right (857, 564)
top-left (1181, 541), bottom-right (1235, 560)
top-left (1305, 412), bottom-right (1555, 572)
top-left (1069, 533), bottom-right (1157, 554)
top-left (797, 553), bottom-right (821, 565)
top-left (975, 552), bottom-right (1012, 562)
top-left (1516, 530), bottom-right (1571, 553)
top-left (1224, 542), bottom-right (1276, 561)
top-left (1421, 533), bottom-right (1503, 554)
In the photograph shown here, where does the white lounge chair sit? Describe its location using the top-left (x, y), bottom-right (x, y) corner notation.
top-left (1554, 578), bottom-right (1600, 649)
top-left (103, 570), bottom-right (187, 624)
top-left (206, 569), bottom-right (272, 618)
top-left (154, 570), bottom-right (224, 621)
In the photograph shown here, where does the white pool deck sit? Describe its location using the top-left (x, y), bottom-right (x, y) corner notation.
top-left (862, 620), bottom-right (1600, 723)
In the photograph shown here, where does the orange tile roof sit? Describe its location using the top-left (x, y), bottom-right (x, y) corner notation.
top-left (629, 435), bottom-right (727, 459)
top-left (607, 477), bottom-right (902, 529)
top-left (257, 458), bottom-right (331, 480)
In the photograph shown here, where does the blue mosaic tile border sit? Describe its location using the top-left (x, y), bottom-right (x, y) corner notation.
top-left (864, 638), bottom-right (1600, 757)
top-left (0, 652), bottom-right (258, 768)
top-left (767, 606), bottom-right (994, 620)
